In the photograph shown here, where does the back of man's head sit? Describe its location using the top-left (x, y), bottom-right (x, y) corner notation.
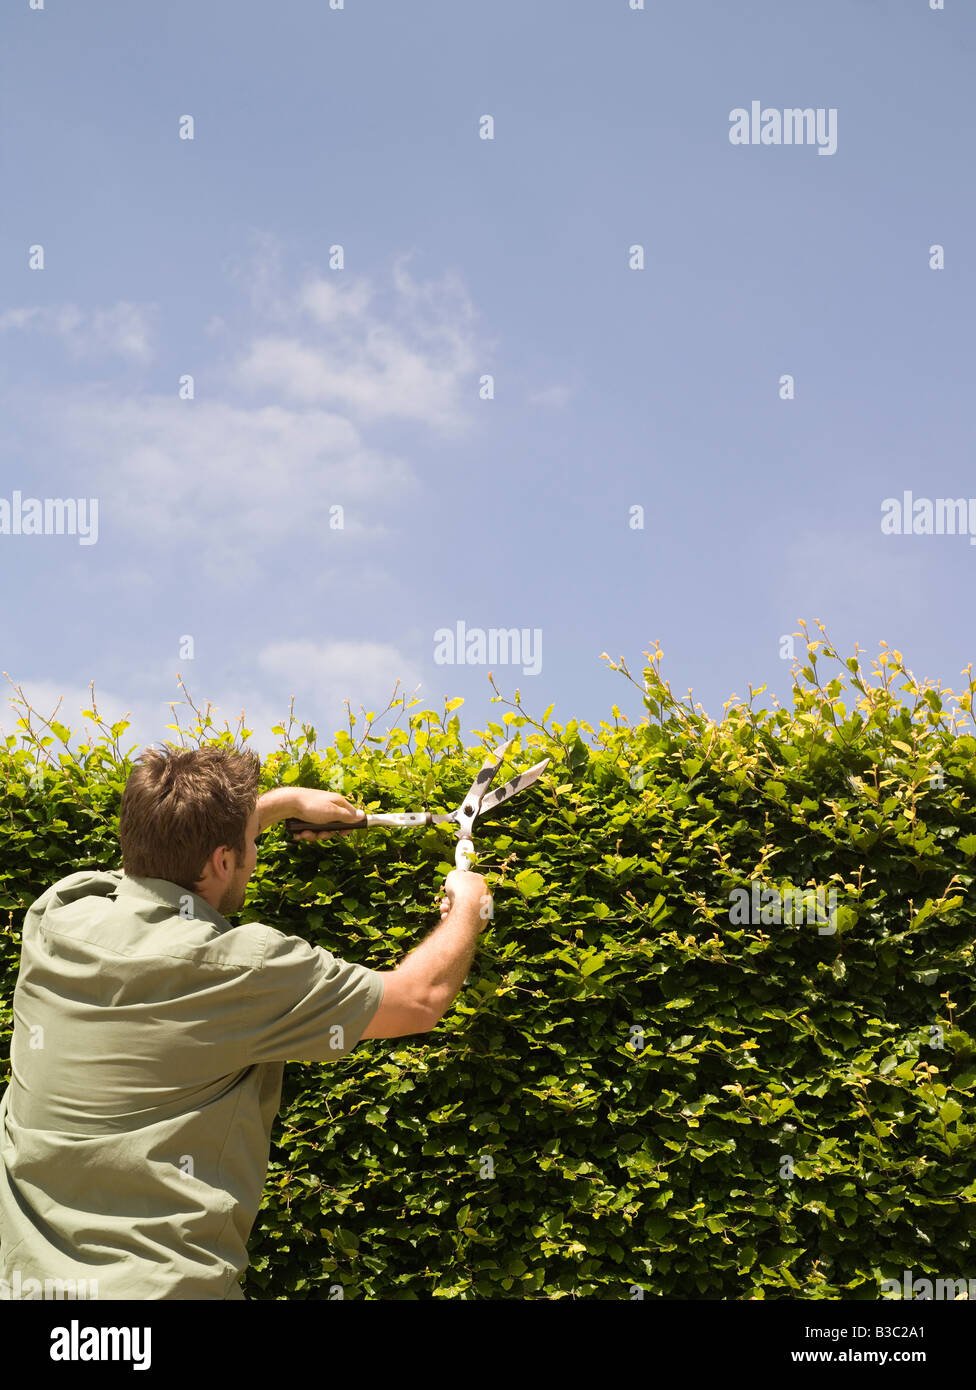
top-left (119, 745), bottom-right (261, 891)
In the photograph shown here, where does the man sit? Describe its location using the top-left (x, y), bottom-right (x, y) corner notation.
top-left (0, 745), bottom-right (489, 1300)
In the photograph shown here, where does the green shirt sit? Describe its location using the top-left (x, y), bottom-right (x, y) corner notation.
top-left (0, 869), bottom-right (384, 1300)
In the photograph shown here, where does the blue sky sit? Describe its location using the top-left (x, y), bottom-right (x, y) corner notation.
top-left (0, 0), bottom-right (972, 760)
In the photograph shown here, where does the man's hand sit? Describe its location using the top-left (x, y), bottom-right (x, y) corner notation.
top-left (438, 868), bottom-right (489, 923)
top-left (288, 789), bottom-right (364, 841)
top-left (256, 786), bottom-right (366, 838)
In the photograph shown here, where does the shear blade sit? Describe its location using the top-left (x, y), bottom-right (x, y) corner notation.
top-left (459, 737), bottom-right (515, 817)
top-left (477, 758), bottom-right (550, 816)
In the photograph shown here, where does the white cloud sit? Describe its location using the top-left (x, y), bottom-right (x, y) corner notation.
top-left (92, 303), bottom-right (154, 361)
top-left (231, 249), bottom-right (483, 435)
top-left (51, 393), bottom-right (415, 584)
top-left (300, 276), bottom-right (375, 325)
top-left (3, 247), bottom-right (486, 583)
top-left (222, 228), bottom-right (292, 323)
top-left (233, 331), bottom-right (472, 429)
top-left (257, 638), bottom-right (423, 729)
top-left (0, 301), bottom-right (155, 362)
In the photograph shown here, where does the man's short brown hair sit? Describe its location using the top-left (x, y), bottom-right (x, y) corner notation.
top-left (119, 745), bottom-right (261, 890)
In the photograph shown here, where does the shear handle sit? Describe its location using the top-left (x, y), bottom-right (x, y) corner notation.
top-left (285, 811), bottom-right (438, 834)
top-left (285, 814), bottom-right (368, 833)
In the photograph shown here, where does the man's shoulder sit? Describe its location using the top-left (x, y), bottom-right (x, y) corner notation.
top-left (22, 868), bottom-right (122, 924)
top-left (26, 870), bottom-right (271, 972)
top-left (24, 871), bottom-right (340, 978)
top-left (37, 866), bottom-right (123, 901)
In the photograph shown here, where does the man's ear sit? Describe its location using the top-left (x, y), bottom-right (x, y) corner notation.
top-left (214, 843), bottom-right (240, 877)
top-left (193, 846), bottom-right (223, 892)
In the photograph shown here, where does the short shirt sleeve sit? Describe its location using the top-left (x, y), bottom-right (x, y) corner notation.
top-left (239, 926), bottom-right (385, 1064)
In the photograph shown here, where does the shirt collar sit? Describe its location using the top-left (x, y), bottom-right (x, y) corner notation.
top-left (114, 873), bottom-right (231, 932)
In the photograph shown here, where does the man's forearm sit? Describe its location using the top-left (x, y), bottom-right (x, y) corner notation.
top-left (255, 787), bottom-right (299, 833)
top-left (394, 884), bottom-right (489, 1019)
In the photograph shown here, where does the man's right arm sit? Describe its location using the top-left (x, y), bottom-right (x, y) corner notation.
top-left (360, 870), bottom-right (490, 1038)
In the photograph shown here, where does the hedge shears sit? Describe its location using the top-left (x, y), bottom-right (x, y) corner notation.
top-left (284, 739), bottom-right (549, 871)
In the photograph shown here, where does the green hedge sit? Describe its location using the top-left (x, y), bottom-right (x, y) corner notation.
top-left (2, 627), bottom-right (976, 1299)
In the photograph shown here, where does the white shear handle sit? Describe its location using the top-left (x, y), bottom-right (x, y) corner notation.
top-left (455, 837), bottom-right (476, 872)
